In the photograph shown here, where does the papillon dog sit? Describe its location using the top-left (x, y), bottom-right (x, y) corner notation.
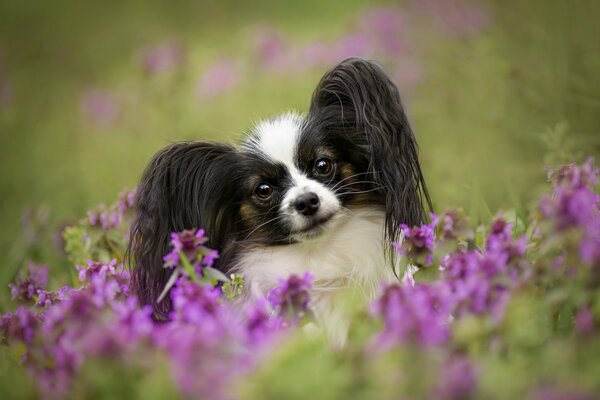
top-left (128, 58), bottom-right (431, 343)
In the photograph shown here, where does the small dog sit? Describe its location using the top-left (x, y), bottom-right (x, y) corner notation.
top-left (128, 58), bottom-right (431, 342)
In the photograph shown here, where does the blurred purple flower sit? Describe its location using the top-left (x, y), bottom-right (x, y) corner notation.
top-left (202, 249), bottom-right (219, 267)
top-left (196, 59), bottom-right (240, 101)
top-left (433, 356), bottom-right (478, 400)
top-left (139, 39), bottom-right (185, 75)
top-left (117, 188), bottom-right (137, 214)
top-left (548, 157), bottom-right (599, 190)
top-left (373, 283), bottom-right (451, 347)
top-left (575, 306), bottom-right (595, 337)
top-left (432, 209), bottom-right (473, 242)
top-left (76, 259), bottom-right (117, 284)
top-left (333, 33), bottom-right (373, 60)
top-left (9, 262), bottom-right (49, 302)
top-left (80, 89), bottom-right (120, 126)
top-left (36, 286), bottom-right (73, 308)
top-left (441, 250), bottom-right (511, 322)
top-left (393, 221), bottom-right (436, 267)
top-left (268, 272), bottom-right (314, 318)
top-left (253, 27), bottom-right (287, 71)
top-left (539, 186), bottom-right (599, 232)
top-left (244, 298), bottom-right (282, 345)
top-left (413, 0), bottom-right (492, 37)
top-left (169, 278), bottom-right (222, 323)
top-left (533, 387), bottom-right (597, 400)
top-left (0, 306), bottom-right (39, 345)
top-left (358, 6), bottom-right (407, 55)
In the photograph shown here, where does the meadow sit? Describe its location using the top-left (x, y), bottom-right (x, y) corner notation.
top-left (1, 0), bottom-right (599, 398)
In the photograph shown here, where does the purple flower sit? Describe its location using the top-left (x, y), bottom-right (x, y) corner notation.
top-left (80, 89), bottom-right (120, 127)
top-left (202, 249), bottom-right (219, 267)
top-left (432, 209), bottom-right (473, 242)
top-left (139, 39), bottom-right (185, 75)
top-left (440, 248), bottom-right (514, 322)
top-left (268, 272), bottom-right (314, 318)
top-left (169, 278), bottom-right (222, 324)
top-left (195, 59), bottom-right (240, 101)
top-left (76, 259), bottom-right (117, 284)
top-left (244, 298), bottom-right (282, 346)
top-left (394, 221), bottom-right (436, 267)
top-left (87, 205), bottom-right (121, 229)
top-left (9, 262), bottom-right (49, 302)
top-left (539, 186), bottom-right (599, 232)
top-left (0, 306), bottom-right (39, 345)
top-left (162, 228), bottom-right (208, 269)
top-left (117, 188), bottom-right (137, 214)
top-left (36, 286), bottom-right (73, 308)
top-left (548, 157), bottom-right (598, 190)
top-left (372, 283), bottom-right (451, 347)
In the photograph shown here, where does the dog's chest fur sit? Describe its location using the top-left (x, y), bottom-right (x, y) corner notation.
top-left (234, 206), bottom-right (397, 344)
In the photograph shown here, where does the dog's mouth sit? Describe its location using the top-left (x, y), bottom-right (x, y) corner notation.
top-left (291, 212), bottom-right (337, 239)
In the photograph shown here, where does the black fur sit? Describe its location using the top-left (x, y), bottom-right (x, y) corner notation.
top-left (306, 58), bottom-right (432, 259)
top-left (127, 141), bottom-right (240, 318)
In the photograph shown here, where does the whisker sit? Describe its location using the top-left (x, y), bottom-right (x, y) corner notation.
top-left (242, 215), bottom-right (286, 240)
top-left (331, 171), bottom-right (376, 190)
top-left (336, 188), bottom-right (382, 196)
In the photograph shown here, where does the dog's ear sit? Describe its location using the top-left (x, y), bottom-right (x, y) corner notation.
top-left (308, 58), bottom-right (432, 249)
top-left (126, 141), bottom-right (238, 319)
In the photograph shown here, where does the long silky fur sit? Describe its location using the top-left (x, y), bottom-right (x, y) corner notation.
top-left (126, 141), bottom-right (239, 319)
top-left (307, 58), bottom-right (432, 263)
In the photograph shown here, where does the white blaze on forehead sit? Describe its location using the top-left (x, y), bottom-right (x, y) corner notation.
top-left (250, 112), bottom-right (303, 171)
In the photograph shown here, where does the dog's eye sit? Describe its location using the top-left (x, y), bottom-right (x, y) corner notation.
top-left (255, 183), bottom-right (273, 199)
top-left (314, 158), bottom-right (333, 176)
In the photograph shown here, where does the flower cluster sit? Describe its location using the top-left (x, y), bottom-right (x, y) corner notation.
top-left (163, 228), bottom-right (218, 271)
top-left (87, 188), bottom-right (136, 230)
top-left (9, 262), bottom-right (48, 303)
top-left (372, 283), bottom-right (451, 347)
top-left (268, 272), bottom-right (314, 320)
top-left (393, 221), bottom-right (437, 267)
top-left (2, 158), bottom-right (600, 399)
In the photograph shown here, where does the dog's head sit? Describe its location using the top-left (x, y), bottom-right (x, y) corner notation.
top-left (128, 58), bottom-right (431, 317)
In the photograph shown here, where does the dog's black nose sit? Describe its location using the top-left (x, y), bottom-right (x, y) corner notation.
top-left (294, 192), bottom-right (320, 216)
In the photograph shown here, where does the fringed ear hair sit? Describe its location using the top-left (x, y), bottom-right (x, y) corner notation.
top-left (308, 58), bottom-right (432, 258)
top-left (126, 141), bottom-right (239, 319)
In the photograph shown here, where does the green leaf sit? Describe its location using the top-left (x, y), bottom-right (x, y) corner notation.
top-left (178, 251), bottom-right (199, 282)
top-left (203, 267), bottom-right (230, 283)
top-left (157, 269), bottom-right (179, 303)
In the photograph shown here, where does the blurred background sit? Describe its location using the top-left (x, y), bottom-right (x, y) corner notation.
top-left (1, 0), bottom-right (599, 308)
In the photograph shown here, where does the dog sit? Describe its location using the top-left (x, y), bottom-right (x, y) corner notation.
top-left (128, 57), bottom-right (431, 343)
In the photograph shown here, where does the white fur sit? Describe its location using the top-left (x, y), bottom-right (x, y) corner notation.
top-left (246, 112), bottom-right (303, 171)
top-left (233, 207), bottom-right (397, 346)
